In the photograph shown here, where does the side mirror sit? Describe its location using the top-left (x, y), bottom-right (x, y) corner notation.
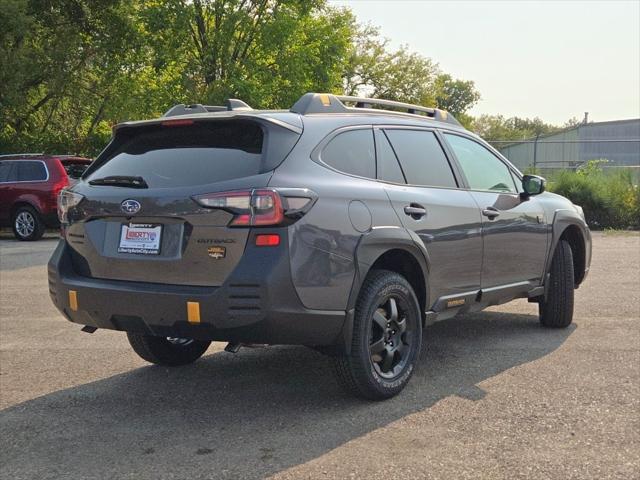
top-left (522, 174), bottom-right (546, 196)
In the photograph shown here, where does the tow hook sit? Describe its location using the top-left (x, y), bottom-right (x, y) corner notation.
top-left (81, 326), bottom-right (97, 334)
top-left (224, 342), bottom-right (269, 353)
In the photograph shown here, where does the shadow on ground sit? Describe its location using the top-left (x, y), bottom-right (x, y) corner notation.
top-left (0, 313), bottom-right (574, 479)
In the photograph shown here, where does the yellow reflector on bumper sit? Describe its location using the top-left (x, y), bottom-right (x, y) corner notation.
top-left (69, 290), bottom-right (78, 311)
top-left (187, 302), bottom-right (201, 324)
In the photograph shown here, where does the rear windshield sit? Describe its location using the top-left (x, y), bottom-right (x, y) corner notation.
top-left (63, 160), bottom-right (90, 179)
top-left (87, 120), bottom-right (265, 188)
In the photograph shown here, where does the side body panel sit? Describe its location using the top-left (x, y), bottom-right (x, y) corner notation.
top-left (270, 128), bottom-right (400, 311)
top-left (383, 183), bottom-right (483, 305)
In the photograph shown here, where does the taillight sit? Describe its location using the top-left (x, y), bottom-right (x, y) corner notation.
top-left (50, 163), bottom-right (69, 206)
top-left (192, 188), bottom-right (316, 227)
top-left (58, 189), bottom-right (85, 223)
top-left (193, 189), bottom-right (284, 227)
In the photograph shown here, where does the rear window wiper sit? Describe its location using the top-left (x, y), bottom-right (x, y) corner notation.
top-left (88, 176), bottom-right (148, 188)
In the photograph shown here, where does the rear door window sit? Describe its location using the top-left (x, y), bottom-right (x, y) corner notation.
top-left (87, 120), bottom-right (266, 188)
top-left (384, 129), bottom-right (457, 188)
top-left (320, 128), bottom-right (376, 179)
top-left (375, 131), bottom-right (406, 184)
top-left (17, 161), bottom-right (47, 181)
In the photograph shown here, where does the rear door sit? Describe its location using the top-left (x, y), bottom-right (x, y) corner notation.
top-left (12, 160), bottom-right (50, 212)
top-left (377, 127), bottom-right (483, 305)
top-left (442, 133), bottom-right (548, 289)
top-left (68, 118), bottom-right (299, 287)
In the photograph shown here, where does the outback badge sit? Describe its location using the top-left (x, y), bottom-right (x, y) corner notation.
top-left (207, 246), bottom-right (226, 259)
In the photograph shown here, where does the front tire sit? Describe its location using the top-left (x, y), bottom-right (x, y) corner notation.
top-left (539, 239), bottom-right (574, 328)
top-left (127, 333), bottom-right (211, 366)
top-left (332, 270), bottom-right (422, 400)
top-left (12, 205), bottom-right (44, 241)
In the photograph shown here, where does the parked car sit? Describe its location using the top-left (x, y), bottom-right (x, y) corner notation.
top-left (0, 154), bottom-right (92, 240)
top-left (48, 94), bottom-right (591, 399)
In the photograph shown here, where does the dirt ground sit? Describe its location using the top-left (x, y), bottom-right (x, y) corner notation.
top-left (0, 231), bottom-right (638, 479)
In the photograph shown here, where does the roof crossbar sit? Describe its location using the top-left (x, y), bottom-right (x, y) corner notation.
top-left (163, 98), bottom-right (252, 117)
top-left (290, 93), bottom-right (460, 126)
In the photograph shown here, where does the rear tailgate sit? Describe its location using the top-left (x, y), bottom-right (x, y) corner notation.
top-left (65, 118), bottom-right (299, 287)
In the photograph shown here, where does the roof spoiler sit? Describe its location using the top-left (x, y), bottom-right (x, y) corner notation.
top-left (290, 93), bottom-right (460, 126)
top-left (163, 99), bottom-right (252, 117)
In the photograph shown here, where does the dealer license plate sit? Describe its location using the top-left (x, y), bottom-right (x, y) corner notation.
top-left (118, 223), bottom-right (162, 255)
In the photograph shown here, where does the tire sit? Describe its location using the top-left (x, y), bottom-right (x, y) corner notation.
top-left (12, 205), bottom-right (45, 241)
top-left (539, 239), bottom-right (574, 328)
top-left (332, 270), bottom-right (422, 400)
top-left (127, 333), bottom-right (211, 366)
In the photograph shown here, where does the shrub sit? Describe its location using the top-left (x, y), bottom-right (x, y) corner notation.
top-left (548, 160), bottom-right (639, 230)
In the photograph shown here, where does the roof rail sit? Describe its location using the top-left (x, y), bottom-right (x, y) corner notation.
top-left (163, 98), bottom-right (252, 117)
top-left (290, 93), bottom-right (460, 126)
top-left (0, 153), bottom-right (45, 158)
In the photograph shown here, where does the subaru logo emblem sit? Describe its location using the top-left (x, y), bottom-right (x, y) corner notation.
top-left (121, 199), bottom-right (141, 214)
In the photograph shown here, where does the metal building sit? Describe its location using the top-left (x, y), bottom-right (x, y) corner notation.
top-left (497, 118), bottom-right (640, 172)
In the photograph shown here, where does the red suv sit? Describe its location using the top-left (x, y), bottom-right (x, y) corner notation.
top-left (0, 154), bottom-right (92, 240)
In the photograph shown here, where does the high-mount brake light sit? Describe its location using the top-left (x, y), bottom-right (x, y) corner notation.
top-left (161, 119), bottom-right (195, 127)
top-left (193, 189), bottom-right (285, 227)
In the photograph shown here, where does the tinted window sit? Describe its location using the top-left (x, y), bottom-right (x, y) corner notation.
top-left (384, 130), bottom-right (457, 188)
top-left (17, 161), bottom-right (47, 181)
top-left (87, 121), bottom-right (264, 188)
top-left (321, 129), bottom-right (375, 179)
top-left (376, 131), bottom-right (405, 183)
top-left (444, 134), bottom-right (517, 193)
top-left (0, 161), bottom-right (16, 182)
top-left (63, 161), bottom-right (90, 179)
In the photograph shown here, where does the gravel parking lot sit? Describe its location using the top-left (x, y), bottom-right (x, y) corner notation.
top-left (0, 232), bottom-right (638, 480)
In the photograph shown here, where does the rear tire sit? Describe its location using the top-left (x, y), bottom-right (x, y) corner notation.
top-left (332, 270), bottom-right (422, 400)
top-left (12, 205), bottom-right (44, 241)
top-left (127, 333), bottom-right (211, 366)
top-left (539, 239), bottom-right (574, 328)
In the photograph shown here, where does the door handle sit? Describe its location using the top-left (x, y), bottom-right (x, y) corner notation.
top-left (482, 207), bottom-right (500, 219)
top-left (404, 204), bottom-right (426, 219)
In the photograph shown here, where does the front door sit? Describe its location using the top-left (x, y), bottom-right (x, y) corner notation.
top-left (442, 133), bottom-right (548, 289)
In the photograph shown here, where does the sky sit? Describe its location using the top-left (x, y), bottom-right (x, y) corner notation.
top-left (329, 0), bottom-right (640, 124)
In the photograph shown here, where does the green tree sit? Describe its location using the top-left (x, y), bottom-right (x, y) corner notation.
top-left (471, 114), bottom-right (564, 144)
top-left (433, 73), bottom-right (480, 117)
top-left (0, 0), bottom-right (482, 156)
top-left (343, 25), bottom-right (479, 117)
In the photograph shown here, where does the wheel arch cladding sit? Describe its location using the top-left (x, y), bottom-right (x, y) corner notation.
top-left (350, 229), bottom-right (429, 318)
top-left (559, 224), bottom-right (587, 287)
top-left (368, 249), bottom-right (427, 316)
top-left (548, 209), bottom-right (590, 288)
top-left (11, 200), bottom-right (41, 216)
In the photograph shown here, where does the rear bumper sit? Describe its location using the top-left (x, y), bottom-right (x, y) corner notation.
top-left (47, 239), bottom-right (346, 346)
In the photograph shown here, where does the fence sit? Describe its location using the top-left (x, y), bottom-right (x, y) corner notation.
top-left (491, 138), bottom-right (640, 182)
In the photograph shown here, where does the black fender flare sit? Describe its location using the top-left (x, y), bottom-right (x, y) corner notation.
top-left (337, 226), bottom-right (430, 353)
top-left (544, 209), bottom-right (591, 290)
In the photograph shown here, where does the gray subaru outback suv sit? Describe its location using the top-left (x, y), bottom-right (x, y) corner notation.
top-left (49, 93), bottom-right (591, 399)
